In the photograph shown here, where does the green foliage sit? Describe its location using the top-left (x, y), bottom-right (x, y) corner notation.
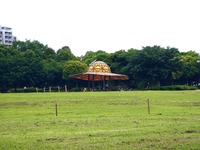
top-left (43, 48), bottom-right (56, 59)
top-left (0, 41), bottom-right (79, 91)
top-left (42, 59), bottom-right (63, 86)
top-left (82, 50), bottom-right (109, 65)
top-left (178, 51), bottom-right (200, 84)
top-left (128, 46), bottom-right (181, 87)
top-left (149, 85), bottom-right (197, 90)
top-left (70, 87), bottom-right (82, 92)
top-left (9, 87), bottom-right (39, 93)
top-left (108, 50), bottom-right (130, 74)
top-left (63, 60), bottom-right (87, 79)
top-left (1, 40), bottom-right (200, 91)
top-left (56, 46), bottom-right (76, 62)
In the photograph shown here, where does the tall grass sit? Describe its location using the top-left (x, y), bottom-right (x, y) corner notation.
top-left (0, 91), bottom-right (200, 149)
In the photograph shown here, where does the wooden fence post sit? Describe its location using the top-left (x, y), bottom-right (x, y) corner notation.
top-left (49, 86), bottom-right (51, 92)
top-left (55, 103), bottom-right (58, 116)
top-left (147, 98), bottom-right (150, 114)
top-left (65, 85), bottom-right (67, 92)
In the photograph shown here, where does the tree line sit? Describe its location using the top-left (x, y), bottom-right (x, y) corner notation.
top-left (0, 40), bottom-right (200, 92)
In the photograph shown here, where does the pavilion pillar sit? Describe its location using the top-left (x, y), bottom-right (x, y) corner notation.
top-left (99, 81), bottom-right (101, 91)
top-left (87, 74), bottom-right (90, 91)
top-left (92, 74), bottom-right (95, 91)
top-left (106, 76), bottom-right (110, 91)
top-left (103, 76), bottom-right (105, 91)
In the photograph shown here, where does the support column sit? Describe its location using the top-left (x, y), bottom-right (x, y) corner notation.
top-left (103, 76), bottom-right (105, 91)
top-left (87, 74), bottom-right (90, 91)
top-left (92, 74), bottom-right (95, 91)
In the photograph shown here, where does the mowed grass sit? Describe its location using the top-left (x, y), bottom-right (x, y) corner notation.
top-left (0, 91), bottom-right (200, 149)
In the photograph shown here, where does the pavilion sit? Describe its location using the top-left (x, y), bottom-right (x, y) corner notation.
top-left (70, 60), bottom-right (129, 91)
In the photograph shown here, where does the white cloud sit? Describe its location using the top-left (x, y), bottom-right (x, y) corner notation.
top-left (1, 0), bottom-right (200, 56)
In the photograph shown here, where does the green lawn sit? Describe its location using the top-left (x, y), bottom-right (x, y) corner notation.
top-left (0, 91), bottom-right (200, 149)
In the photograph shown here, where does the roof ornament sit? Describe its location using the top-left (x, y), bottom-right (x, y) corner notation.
top-left (89, 60), bottom-right (96, 65)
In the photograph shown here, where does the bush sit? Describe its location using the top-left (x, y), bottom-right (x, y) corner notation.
top-left (149, 85), bottom-right (197, 90)
top-left (70, 87), bottom-right (82, 92)
top-left (10, 87), bottom-right (35, 93)
top-left (136, 81), bottom-right (148, 90)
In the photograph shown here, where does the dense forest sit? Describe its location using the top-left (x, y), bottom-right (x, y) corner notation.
top-left (0, 40), bottom-right (200, 92)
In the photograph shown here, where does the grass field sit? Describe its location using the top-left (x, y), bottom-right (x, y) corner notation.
top-left (0, 91), bottom-right (200, 149)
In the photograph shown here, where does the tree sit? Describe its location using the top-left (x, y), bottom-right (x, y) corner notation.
top-left (82, 50), bottom-right (109, 65)
top-left (12, 40), bottom-right (48, 58)
top-left (9, 49), bottom-right (45, 88)
top-left (42, 59), bottom-right (63, 86)
top-left (1, 41), bottom-right (49, 90)
top-left (43, 47), bottom-right (56, 59)
top-left (56, 46), bottom-right (76, 62)
top-left (0, 45), bottom-right (18, 91)
top-left (63, 60), bottom-right (87, 79)
top-left (178, 51), bottom-right (200, 85)
top-left (107, 49), bottom-right (132, 74)
top-left (127, 46), bottom-right (180, 88)
top-left (63, 60), bottom-right (87, 89)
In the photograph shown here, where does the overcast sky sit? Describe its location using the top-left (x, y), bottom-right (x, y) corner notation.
top-left (1, 0), bottom-right (200, 56)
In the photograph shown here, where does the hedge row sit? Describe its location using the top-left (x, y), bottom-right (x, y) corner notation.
top-left (5, 85), bottom-right (198, 93)
top-left (9, 87), bottom-right (66, 93)
top-left (149, 85), bottom-right (198, 90)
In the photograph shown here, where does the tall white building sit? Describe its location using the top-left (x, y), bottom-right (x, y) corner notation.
top-left (0, 25), bottom-right (16, 46)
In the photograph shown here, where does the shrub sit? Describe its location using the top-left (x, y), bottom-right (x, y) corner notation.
top-left (10, 87), bottom-right (35, 93)
top-left (149, 85), bottom-right (197, 90)
top-left (70, 87), bottom-right (82, 92)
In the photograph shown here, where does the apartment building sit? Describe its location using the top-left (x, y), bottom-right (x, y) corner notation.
top-left (0, 25), bottom-right (16, 46)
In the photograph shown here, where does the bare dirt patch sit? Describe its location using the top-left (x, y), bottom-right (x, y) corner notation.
top-left (45, 138), bottom-right (64, 142)
top-left (185, 130), bottom-right (199, 133)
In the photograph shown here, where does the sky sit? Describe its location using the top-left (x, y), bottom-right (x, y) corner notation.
top-left (1, 0), bottom-right (200, 56)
